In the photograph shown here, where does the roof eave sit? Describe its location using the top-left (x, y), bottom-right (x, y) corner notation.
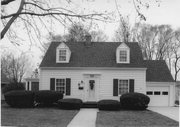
top-left (40, 67), bottom-right (147, 70)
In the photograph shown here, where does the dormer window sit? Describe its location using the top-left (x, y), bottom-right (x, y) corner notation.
top-left (119, 50), bottom-right (127, 62)
top-left (56, 42), bottom-right (71, 63)
top-left (116, 43), bottom-right (130, 64)
top-left (59, 49), bottom-right (67, 61)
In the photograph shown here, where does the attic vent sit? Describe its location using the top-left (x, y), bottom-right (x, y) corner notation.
top-left (84, 34), bottom-right (92, 46)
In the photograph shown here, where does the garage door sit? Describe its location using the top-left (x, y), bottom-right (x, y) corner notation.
top-left (146, 86), bottom-right (169, 106)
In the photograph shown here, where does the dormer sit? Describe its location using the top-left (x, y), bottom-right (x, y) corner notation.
top-left (56, 42), bottom-right (71, 63)
top-left (116, 43), bottom-right (130, 64)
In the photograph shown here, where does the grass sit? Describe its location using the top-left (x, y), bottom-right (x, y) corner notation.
top-left (96, 110), bottom-right (179, 127)
top-left (1, 103), bottom-right (78, 127)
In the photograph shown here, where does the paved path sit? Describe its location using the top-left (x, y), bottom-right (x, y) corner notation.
top-left (148, 106), bottom-right (179, 122)
top-left (67, 108), bottom-right (98, 127)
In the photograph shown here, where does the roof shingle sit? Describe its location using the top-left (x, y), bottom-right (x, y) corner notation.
top-left (40, 42), bottom-right (145, 68)
top-left (144, 60), bottom-right (174, 82)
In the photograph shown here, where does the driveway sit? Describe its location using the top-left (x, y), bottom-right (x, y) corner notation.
top-left (148, 106), bottom-right (179, 122)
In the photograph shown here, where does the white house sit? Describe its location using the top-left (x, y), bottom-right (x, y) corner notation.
top-left (39, 38), bottom-right (175, 106)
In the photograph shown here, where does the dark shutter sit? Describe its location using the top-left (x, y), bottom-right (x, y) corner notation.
top-left (113, 79), bottom-right (118, 96)
top-left (50, 78), bottom-right (55, 91)
top-left (129, 79), bottom-right (134, 93)
top-left (66, 78), bottom-right (71, 95)
top-left (27, 81), bottom-right (29, 90)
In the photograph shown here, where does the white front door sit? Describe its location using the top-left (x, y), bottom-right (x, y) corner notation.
top-left (87, 78), bottom-right (96, 101)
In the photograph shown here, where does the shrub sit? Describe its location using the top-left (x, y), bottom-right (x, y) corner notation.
top-left (35, 90), bottom-right (63, 106)
top-left (98, 100), bottom-right (120, 111)
top-left (175, 100), bottom-right (179, 105)
top-left (4, 90), bottom-right (34, 108)
top-left (58, 98), bottom-right (83, 110)
top-left (120, 92), bottom-right (150, 110)
top-left (2, 82), bottom-right (25, 94)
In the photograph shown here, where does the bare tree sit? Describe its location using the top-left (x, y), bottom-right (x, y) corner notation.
top-left (133, 24), bottom-right (175, 62)
top-left (90, 30), bottom-right (108, 42)
top-left (133, 23), bottom-right (158, 60)
top-left (172, 29), bottom-right (180, 82)
top-left (1, 53), bottom-right (29, 83)
top-left (113, 16), bottom-right (132, 42)
top-left (156, 25), bottom-right (174, 60)
top-left (65, 22), bottom-right (89, 42)
top-left (1, 0), bottom-right (110, 46)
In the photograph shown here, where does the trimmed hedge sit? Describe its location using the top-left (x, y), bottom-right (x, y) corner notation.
top-left (35, 90), bottom-right (63, 106)
top-left (98, 100), bottom-right (120, 111)
top-left (4, 90), bottom-right (34, 108)
top-left (175, 100), bottom-right (179, 105)
top-left (58, 98), bottom-right (83, 110)
top-left (120, 92), bottom-right (150, 110)
top-left (2, 82), bottom-right (25, 94)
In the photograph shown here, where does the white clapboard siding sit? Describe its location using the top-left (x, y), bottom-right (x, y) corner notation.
top-left (40, 69), bottom-right (146, 101)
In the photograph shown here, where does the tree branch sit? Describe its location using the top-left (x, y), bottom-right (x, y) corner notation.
top-left (1, 12), bottom-right (106, 20)
top-left (1, 0), bottom-right (25, 39)
top-left (1, 0), bottom-right (15, 5)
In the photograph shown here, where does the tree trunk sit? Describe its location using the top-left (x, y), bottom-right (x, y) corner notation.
top-left (1, 0), bottom-right (25, 39)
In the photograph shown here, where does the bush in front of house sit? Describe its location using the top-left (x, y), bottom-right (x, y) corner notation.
top-left (57, 98), bottom-right (83, 110)
top-left (175, 100), bottom-right (179, 106)
top-left (35, 90), bottom-right (63, 106)
top-left (98, 100), bottom-right (121, 111)
top-left (2, 82), bottom-right (25, 94)
top-left (4, 90), bottom-right (34, 108)
top-left (120, 92), bottom-right (150, 110)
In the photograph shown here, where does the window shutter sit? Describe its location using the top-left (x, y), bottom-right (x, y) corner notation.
top-left (50, 78), bottom-right (55, 91)
top-left (129, 79), bottom-right (134, 93)
top-left (66, 78), bottom-right (71, 95)
top-left (27, 81), bottom-right (29, 90)
top-left (113, 79), bottom-right (118, 96)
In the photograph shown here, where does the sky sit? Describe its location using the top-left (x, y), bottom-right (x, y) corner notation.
top-left (1, 0), bottom-right (180, 78)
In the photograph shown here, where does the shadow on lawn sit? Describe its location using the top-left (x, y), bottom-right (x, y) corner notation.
top-left (96, 110), bottom-right (179, 127)
top-left (1, 102), bottom-right (78, 127)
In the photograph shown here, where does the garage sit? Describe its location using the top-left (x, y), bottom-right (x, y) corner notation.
top-left (146, 86), bottom-right (169, 106)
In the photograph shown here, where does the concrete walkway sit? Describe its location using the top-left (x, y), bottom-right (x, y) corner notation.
top-left (67, 108), bottom-right (98, 127)
top-left (148, 107), bottom-right (179, 122)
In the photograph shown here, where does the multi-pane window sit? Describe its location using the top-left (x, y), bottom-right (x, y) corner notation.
top-left (146, 91), bottom-right (153, 95)
top-left (119, 50), bottom-right (127, 62)
top-left (56, 79), bottom-right (65, 93)
top-left (59, 50), bottom-right (66, 61)
top-left (119, 80), bottom-right (129, 95)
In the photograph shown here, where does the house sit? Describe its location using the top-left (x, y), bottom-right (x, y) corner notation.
top-left (25, 78), bottom-right (39, 92)
top-left (39, 37), bottom-right (175, 106)
top-left (1, 71), bottom-right (10, 100)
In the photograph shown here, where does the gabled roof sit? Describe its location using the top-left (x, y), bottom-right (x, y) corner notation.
top-left (144, 60), bottom-right (174, 82)
top-left (40, 42), bottom-right (145, 68)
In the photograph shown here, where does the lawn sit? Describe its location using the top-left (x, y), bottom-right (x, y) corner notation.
top-left (1, 103), bottom-right (78, 127)
top-left (96, 110), bottom-right (179, 127)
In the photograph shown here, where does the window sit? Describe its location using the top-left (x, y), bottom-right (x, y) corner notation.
top-left (147, 91), bottom-right (153, 95)
top-left (162, 91), bottom-right (168, 95)
top-left (119, 80), bottom-right (129, 95)
top-left (119, 50), bottom-right (127, 62)
top-left (56, 79), bottom-right (66, 93)
top-left (154, 91), bottom-right (161, 95)
top-left (59, 50), bottom-right (66, 61)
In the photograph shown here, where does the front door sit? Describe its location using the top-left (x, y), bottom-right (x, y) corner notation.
top-left (87, 79), bottom-right (96, 101)
top-left (31, 82), bottom-right (39, 91)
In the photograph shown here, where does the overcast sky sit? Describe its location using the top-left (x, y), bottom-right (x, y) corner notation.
top-left (1, 0), bottom-right (180, 78)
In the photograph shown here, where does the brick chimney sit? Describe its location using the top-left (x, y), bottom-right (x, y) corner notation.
top-left (84, 34), bottom-right (92, 46)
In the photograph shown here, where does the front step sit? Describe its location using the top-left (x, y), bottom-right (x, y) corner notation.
top-left (82, 102), bottom-right (98, 108)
